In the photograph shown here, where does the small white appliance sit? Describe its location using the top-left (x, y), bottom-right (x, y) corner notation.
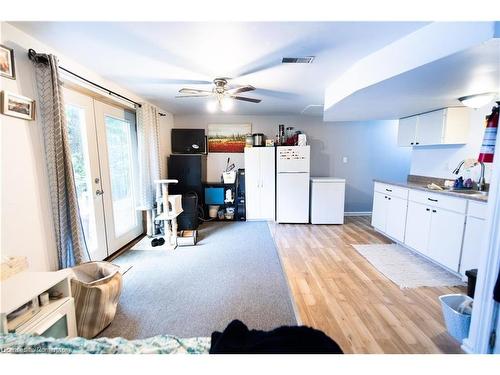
top-left (310, 177), bottom-right (346, 224)
top-left (276, 146), bottom-right (310, 223)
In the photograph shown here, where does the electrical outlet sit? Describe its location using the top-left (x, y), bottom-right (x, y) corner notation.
top-left (342, 156), bottom-right (348, 164)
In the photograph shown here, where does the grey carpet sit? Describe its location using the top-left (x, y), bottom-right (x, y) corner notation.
top-left (99, 221), bottom-right (297, 339)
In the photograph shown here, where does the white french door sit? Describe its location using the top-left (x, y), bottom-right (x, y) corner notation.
top-left (65, 88), bottom-right (142, 260)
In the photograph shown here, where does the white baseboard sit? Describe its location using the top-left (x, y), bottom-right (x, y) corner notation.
top-left (344, 211), bottom-right (372, 217)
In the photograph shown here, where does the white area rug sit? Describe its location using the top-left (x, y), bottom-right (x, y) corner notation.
top-left (351, 244), bottom-right (465, 288)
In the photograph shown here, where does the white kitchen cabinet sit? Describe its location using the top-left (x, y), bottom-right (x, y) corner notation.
top-left (404, 201), bottom-right (432, 256)
top-left (244, 147), bottom-right (275, 220)
top-left (460, 201), bottom-right (487, 276)
top-left (385, 196), bottom-right (408, 242)
top-left (371, 192), bottom-right (387, 231)
top-left (398, 107), bottom-right (470, 147)
top-left (427, 207), bottom-right (465, 272)
top-left (397, 116), bottom-right (418, 147)
top-left (371, 185), bottom-right (408, 242)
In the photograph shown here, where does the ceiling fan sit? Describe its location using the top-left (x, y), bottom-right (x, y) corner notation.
top-left (175, 78), bottom-right (262, 112)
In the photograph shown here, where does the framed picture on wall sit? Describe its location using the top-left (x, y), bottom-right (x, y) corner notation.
top-left (208, 123), bottom-right (252, 153)
top-left (1, 91), bottom-right (36, 121)
top-left (0, 44), bottom-right (16, 80)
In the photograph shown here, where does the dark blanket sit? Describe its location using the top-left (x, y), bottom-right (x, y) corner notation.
top-left (210, 319), bottom-right (343, 354)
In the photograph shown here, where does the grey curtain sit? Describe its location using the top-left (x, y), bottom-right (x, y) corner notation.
top-left (30, 51), bottom-right (89, 269)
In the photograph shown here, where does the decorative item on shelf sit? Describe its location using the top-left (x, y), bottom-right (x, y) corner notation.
top-left (224, 188), bottom-right (234, 203)
top-left (265, 139), bottom-right (275, 147)
top-left (208, 205), bottom-right (220, 219)
top-left (1, 91), bottom-right (35, 120)
top-left (478, 104), bottom-right (498, 164)
top-left (0, 44), bottom-right (16, 80)
top-left (38, 292), bottom-right (49, 307)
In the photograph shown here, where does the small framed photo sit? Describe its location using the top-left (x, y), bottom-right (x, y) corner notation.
top-left (1, 91), bottom-right (36, 121)
top-left (0, 44), bottom-right (16, 80)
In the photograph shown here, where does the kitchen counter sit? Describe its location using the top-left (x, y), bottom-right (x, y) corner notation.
top-left (373, 179), bottom-right (488, 202)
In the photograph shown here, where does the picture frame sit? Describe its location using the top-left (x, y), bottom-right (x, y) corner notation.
top-left (0, 44), bottom-right (16, 80)
top-left (1, 91), bottom-right (36, 121)
top-left (208, 123), bottom-right (252, 153)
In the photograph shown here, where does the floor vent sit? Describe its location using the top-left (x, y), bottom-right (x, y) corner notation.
top-left (282, 56), bottom-right (315, 64)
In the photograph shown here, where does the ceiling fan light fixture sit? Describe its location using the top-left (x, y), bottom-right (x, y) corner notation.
top-left (220, 97), bottom-right (233, 112)
top-left (458, 92), bottom-right (497, 109)
top-left (206, 100), bottom-right (218, 113)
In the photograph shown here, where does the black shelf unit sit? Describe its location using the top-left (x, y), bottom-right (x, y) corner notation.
top-left (203, 182), bottom-right (237, 221)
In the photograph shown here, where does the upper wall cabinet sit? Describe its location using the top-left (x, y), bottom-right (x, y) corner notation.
top-left (397, 107), bottom-right (471, 147)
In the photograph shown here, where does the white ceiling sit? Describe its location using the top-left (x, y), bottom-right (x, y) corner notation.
top-left (324, 38), bottom-right (500, 121)
top-left (11, 21), bottom-right (427, 115)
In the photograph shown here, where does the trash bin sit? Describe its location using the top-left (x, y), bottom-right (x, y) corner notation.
top-left (465, 269), bottom-right (478, 298)
top-left (439, 294), bottom-right (473, 342)
top-left (70, 261), bottom-right (122, 338)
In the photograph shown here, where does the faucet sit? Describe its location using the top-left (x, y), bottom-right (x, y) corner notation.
top-left (477, 161), bottom-right (486, 191)
top-left (452, 158), bottom-right (486, 191)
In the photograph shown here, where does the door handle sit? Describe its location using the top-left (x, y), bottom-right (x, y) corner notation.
top-left (385, 188), bottom-right (392, 192)
top-left (427, 198), bottom-right (438, 202)
top-left (96, 189), bottom-right (104, 196)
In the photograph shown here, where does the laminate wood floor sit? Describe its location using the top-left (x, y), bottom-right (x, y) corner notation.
top-left (269, 216), bottom-right (465, 354)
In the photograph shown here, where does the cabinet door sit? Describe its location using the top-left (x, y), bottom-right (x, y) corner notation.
top-left (244, 148), bottom-right (261, 220)
top-left (428, 208), bottom-right (465, 272)
top-left (416, 109), bottom-right (445, 146)
top-left (371, 192), bottom-right (388, 231)
top-left (404, 201), bottom-right (432, 255)
top-left (385, 196), bottom-right (408, 242)
top-left (398, 116), bottom-right (417, 146)
top-left (459, 217), bottom-right (485, 276)
top-left (259, 147), bottom-right (276, 220)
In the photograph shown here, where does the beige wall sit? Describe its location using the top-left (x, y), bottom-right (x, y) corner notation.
top-left (0, 22), bottom-right (173, 271)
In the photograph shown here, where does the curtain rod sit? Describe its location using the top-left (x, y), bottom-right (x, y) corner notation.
top-left (28, 49), bottom-right (166, 116)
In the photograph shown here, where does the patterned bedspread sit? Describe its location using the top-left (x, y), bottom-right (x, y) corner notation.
top-left (0, 333), bottom-right (211, 354)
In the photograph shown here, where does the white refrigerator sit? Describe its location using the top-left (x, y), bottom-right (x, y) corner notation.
top-left (276, 146), bottom-right (310, 223)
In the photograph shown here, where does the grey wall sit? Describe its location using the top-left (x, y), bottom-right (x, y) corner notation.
top-left (173, 114), bottom-right (411, 212)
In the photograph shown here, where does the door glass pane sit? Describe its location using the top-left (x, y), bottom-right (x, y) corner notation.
top-left (66, 105), bottom-right (98, 254)
top-left (104, 116), bottom-right (137, 236)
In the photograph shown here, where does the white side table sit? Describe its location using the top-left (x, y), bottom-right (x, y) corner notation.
top-left (0, 270), bottom-right (77, 338)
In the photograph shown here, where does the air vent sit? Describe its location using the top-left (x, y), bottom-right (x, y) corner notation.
top-left (282, 56), bottom-right (315, 64)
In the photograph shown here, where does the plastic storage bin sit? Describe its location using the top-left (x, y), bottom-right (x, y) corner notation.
top-left (439, 294), bottom-right (473, 342)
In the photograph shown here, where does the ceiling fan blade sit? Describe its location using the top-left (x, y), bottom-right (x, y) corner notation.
top-left (175, 94), bottom-right (211, 98)
top-left (230, 96), bottom-right (262, 103)
top-left (227, 85), bottom-right (256, 95)
top-left (179, 88), bottom-right (213, 94)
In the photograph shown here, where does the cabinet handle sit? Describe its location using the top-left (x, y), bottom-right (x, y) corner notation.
top-left (384, 196), bottom-right (387, 199)
top-left (427, 198), bottom-right (438, 202)
top-left (410, 142), bottom-right (414, 145)
top-left (432, 209), bottom-right (437, 213)
top-left (415, 142), bottom-right (420, 145)
top-left (426, 208), bottom-right (430, 211)
top-left (388, 197), bottom-right (391, 200)
top-left (385, 188), bottom-right (392, 192)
